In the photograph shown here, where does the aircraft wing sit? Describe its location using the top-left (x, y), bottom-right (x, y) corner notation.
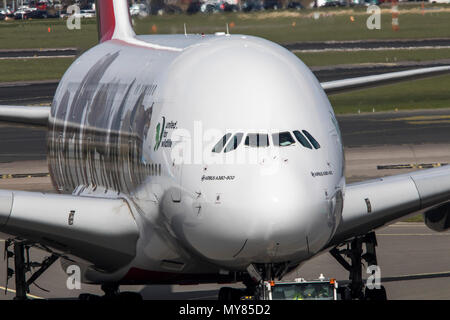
top-left (0, 105), bottom-right (50, 126)
top-left (321, 65), bottom-right (450, 94)
top-left (0, 189), bottom-right (139, 272)
top-left (326, 165), bottom-right (450, 248)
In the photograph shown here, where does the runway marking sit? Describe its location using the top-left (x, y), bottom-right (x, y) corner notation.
top-left (407, 120), bottom-right (450, 125)
top-left (389, 115), bottom-right (450, 121)
top-left (0, 56), bottom-right (76, 60)
top-left (377, 163), bottom-right (446, 170)
top-left (380, 270), bottom-right (450, 284)
top-left (292, 46), bottom-right (450, 53)
top-left (382, 115), bottom-right (450, 126)
top-left (388, 225), bottom-right (426, 228)
top-left (378, 233), bottom-right (450, 236)
top-left (0, 286), bottom-right (44, 299)
top-left (389, 223), bottom-right (425, 227)
top-left (0, 173), bottom-right (50, 179)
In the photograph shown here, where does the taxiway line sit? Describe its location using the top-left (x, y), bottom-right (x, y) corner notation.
top-left (292, 46), bottom-right (450, 53)
top-left (378, 234), bottom-right (450, 236)
top-left (0, 56), bottom-right (75, 60)
top-left (0, 173), bottom-right (50, 179)
top-left (380, 270), bottom-right (450, 283)
top-left (0, 286), bottom-right (44, 299)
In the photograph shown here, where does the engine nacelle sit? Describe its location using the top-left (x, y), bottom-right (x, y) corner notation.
top-left (424, 201), bottom-right (450, 232)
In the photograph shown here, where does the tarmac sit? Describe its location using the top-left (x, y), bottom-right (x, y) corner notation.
top-left (0, 48), bottom-right (78, 60)
top-left (283, 38), bottom-right (450, 52)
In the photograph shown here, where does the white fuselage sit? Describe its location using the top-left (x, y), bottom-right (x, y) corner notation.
top-left (49, 34), bottom-right (345, 284)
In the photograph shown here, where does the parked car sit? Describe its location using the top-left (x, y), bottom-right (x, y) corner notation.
top-left (187, 1), bottom-right (202, 14)
top-left (430, 0), bottom-right (450, 3)
top-left (36, 1), bottom-right (48, 11)
top-left (242, 0), bottom-right (264, 12)
top-left (0, 8), bottom-right (12, 15)
top-left (73, 9), bottom-right (96, 18)
top-left (27, 10), bottom-right (48, 19)
top-left (287, 1), bottom-right (304, 9)
top-left (130, 3), bottom-right (148, 16)
top-left (149, 3), bottom-right (182, 15)
top-left (321, 0), bottom-right (345, 6)
top-left (0, 12), bottom-right (5, 20)
top-left (14, 10), bottom-right (30, 19)
top-left (264, 0), bottom-right (281, 9)
top-left (163, 4), bottom-right (183, 14)
top-left (363, 0), bottom-right (380, 5)
top-left (222, 2), bottom-right (240, 11)
top-left (201, 0), bottom-right (222, 13)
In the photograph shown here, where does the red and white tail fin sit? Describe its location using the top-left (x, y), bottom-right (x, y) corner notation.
top-left (96, 0), bottom-right (135, 43)
top-left (95, 0), bottom-right (181, 51)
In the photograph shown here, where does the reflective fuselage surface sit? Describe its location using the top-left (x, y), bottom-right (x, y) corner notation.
top-left (48, 34), bottom-right (345, 283)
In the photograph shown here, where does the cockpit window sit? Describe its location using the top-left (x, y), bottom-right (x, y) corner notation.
top-left (302, 130), bottom-right (320, 149)
top-left (211, 131), bottom-right (319, 152)
top-left (245, 133), bottom-right (269, 147)
top-left (212, 133), bottom-right (232, 153)
top-left (224, 133), bottom-right (244, 153)
top-left (293, 130), bottom-right (313, 149)
top-left (272, 132), bottom-right (296, 147)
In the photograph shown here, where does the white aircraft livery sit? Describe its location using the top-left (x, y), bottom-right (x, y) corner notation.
top-left (0, 0), bottom-right (450, 300)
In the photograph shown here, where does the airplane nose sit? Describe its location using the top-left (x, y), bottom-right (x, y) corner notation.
top-left (163, 167), bottom-right (339, 268)
top-left (234, 180), bottom-right (336, 264)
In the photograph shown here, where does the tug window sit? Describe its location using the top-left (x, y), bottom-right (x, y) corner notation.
top-left (245, 133), bottom-right (269, 147)
top-left (273, 132), bottom-right (295, 147)
top-left (212, 133), bottom-right (232, 153)
top-left (224, 133), bottom-right (244, 153)
top-left (293, 130), bottom-right (313, 149)
top-left (302, 130), bottom-right (321, 149)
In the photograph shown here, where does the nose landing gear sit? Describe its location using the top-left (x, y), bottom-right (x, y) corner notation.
top-left (330, 232), bottom-right (387, 300)
top-left (218, 263), bottom-right (290, 301)
top-left (78, 283), bottom-right (143, 301)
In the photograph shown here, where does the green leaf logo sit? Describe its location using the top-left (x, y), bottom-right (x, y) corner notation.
top-left (154, 116), bottom-right (165, 151)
